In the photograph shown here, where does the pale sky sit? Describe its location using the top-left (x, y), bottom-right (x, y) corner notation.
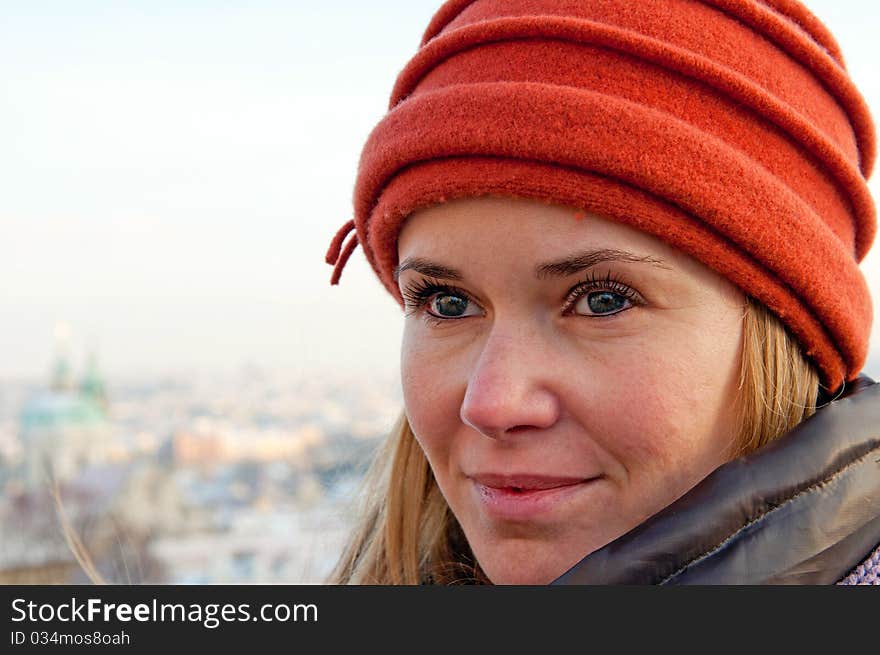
top-left (1, 1), bottom-right (878, 381)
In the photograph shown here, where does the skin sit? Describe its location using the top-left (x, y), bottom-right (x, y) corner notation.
top-left (396, 195), bottom-right (746, 585)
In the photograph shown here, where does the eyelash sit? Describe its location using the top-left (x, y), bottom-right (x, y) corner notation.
top-left (401, 270), bottom-right (642, 327)
top-left (401, 277), bottom-right (471, 326)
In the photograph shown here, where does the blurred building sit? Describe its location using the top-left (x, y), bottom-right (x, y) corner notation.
top-left (18, 345), bottom-right (116, 490)
top-left (171, 419), bottom-right (324, 467)
top-left (149, 503), bottom-right (351, 584)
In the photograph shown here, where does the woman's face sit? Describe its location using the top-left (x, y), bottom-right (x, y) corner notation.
top-left (397, 195), bottom-right (745, 585)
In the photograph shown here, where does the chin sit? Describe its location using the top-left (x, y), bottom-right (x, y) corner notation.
top-left (475, 540), bottom-right (583, 585)
top-left (483, 562), bottom-right (572, 585)
top-left (485, 569), bottom-right (558, 585)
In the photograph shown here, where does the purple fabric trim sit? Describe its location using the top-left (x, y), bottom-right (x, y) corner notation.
top-left (837, 542), bottom-right (880, 585)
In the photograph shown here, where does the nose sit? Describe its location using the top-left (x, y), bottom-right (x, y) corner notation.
top-left (459, 326), bottom-right (561, 440)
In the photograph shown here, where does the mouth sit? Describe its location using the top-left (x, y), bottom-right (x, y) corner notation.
top-left (469, 473), bottom-right (601, 522)
top-left (471, 473), bottom-right (590, 490)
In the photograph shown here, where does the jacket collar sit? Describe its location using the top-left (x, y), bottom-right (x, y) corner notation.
top-left (552, 374), bottom-right (880, 584)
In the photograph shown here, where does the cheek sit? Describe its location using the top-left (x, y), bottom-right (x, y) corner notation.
top-left (593, 332), bottom-right (738, 505)
top-left (400, 328), bottom-right (463, 464)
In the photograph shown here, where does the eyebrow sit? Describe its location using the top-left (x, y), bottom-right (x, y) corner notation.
top-left (393, 248), bottom-right (672, 282)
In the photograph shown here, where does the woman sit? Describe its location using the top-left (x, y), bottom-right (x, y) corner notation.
top-left (323, 0), bottom-right (880, 584)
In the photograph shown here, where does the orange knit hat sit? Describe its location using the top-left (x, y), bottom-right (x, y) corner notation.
top-left (325, 0), bottom-right (877, 394)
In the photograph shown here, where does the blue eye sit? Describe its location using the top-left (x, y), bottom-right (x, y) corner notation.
top-left (564, 270), bottom-right (641, 317)
top-left (431, 294), bottom-right (471, 318)
top-left (401, 278), bottom-right (478, 324)
top-left (580, 290), bottom-right (630, 315)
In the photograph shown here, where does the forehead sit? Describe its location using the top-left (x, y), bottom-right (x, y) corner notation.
top-left (397, 195), bottom-right (682, 267)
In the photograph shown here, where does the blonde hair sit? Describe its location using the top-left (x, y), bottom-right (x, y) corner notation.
top-left (328, 296), bottom-right (822, 584)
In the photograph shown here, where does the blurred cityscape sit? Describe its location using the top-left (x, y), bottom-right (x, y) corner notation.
top-left (0, 329), bottom-right (401, 584)
top-left (2, 326), bottom-right (877, 587)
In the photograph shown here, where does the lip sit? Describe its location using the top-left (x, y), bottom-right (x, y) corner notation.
top-left (469, 473), bottom-right (600, 522)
